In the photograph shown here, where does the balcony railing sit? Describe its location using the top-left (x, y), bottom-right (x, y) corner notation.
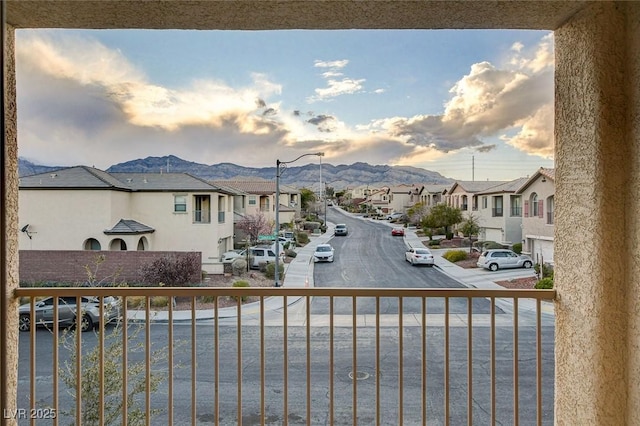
top-left (193, 209), bottom-right (211, 223)
top-left (13, 287), bottom-right (555, 425)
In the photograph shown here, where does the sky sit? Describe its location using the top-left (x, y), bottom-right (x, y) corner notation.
top-left (16, 29), bottom-right (555, 181)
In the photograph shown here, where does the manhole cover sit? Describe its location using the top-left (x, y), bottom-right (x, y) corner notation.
top-left (348, 371), bottom-right (370, 380)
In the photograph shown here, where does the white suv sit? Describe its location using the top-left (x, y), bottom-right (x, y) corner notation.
top-left (249, 246), bottom-right (284, 269)
top-left (477, 249), bottom-right (533, 271)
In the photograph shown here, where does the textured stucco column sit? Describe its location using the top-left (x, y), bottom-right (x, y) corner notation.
top-left (555, 3), bottom-right (638, 424)
top-left (2, 23), bottom-right (19, 423)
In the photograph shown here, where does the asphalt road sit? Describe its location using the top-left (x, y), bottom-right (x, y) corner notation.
top-left (311, 208), bottom-right (504, 316)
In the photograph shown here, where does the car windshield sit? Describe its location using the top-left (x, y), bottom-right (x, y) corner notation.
top-left (316, 246), bottom-right (332, 252)
top-left (414, 249), bottom-right (431, 255)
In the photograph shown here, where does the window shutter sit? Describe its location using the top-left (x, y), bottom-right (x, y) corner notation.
top-left (524, 200), bottom-right (529, 217)
top-left (538, 200), bottom-right (544, 218)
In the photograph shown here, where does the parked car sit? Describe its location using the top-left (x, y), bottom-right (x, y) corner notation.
top-left (477, 249), bottom-right (533, 271)
top-left (334, 224), bottom-right (348, 236)
top-left (313, 243), bottom-right (335, 263)
top-left (249, 245), bottom-right (284, 269)
top-left (18, 295), bottom-right (122, 332)
top-left (220, 249), bottom-right (247, 263)
top-left (387, 212), bottom-right (404, 221)
top-left (391, 227), bottom-right (405, 236)
top-left (405, 247), bottom-right (435, 266)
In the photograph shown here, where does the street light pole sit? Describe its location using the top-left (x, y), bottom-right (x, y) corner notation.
top-left (274, 151), bottom-right (324, 287)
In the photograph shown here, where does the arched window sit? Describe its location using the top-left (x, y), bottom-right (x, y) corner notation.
top-left (531, 193), bottom-right (539, 217)
top-left (84, 238), bottom-right (101, 251)
top-left (547, 195), bottom-right (554, 224)
top-left (137, 236), bottom-right (148, 251)
top-left (109, 238), bottom-right (127, 251)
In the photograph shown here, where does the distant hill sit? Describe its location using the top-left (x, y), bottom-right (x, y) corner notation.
top-left (18, 155), bottom-right (454, 190)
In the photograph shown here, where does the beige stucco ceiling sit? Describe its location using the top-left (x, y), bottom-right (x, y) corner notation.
top-left (7, 1), bottom-right (590, 31)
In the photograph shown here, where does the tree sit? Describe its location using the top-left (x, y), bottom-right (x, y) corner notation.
top-left (406, 202), bottom-right (430, 226)
top-left (235, 212), bottom-right (272, 244)
top-left (459, 214), bottom-right (481, 253)
top-left (299, 188), bottom-right (316, 210)
top-left (423, 204), bottom-right (463, 239)
top-left (139, 254), bottom-right (201, 286)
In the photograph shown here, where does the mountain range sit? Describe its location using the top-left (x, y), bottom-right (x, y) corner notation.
top-left (18, 155), bottom-right (454, 190)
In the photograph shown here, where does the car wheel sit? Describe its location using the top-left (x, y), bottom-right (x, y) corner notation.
top-left (410, 259), bottom-right (415, 266)
top-left (489, 263), bottom-right (499, 272)
top-left (80, 314), bottom-right (94, 332)
top-left (19, 315), bottom-right (31, 332)
top-left (523, 260), bottom-right (533, 269)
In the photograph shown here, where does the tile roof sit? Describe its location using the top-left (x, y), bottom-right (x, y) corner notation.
top-left (477, 177), bottom-right (529, 194)
top-left (104, 219), bottom-right (155, 235)
top-left (212, 179), bottom-right (298, 195)
top-left (19, 166), bottom-right (234, 194)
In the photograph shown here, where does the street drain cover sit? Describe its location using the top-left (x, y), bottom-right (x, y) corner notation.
top-left (348, 371), bottom-right (370, 380)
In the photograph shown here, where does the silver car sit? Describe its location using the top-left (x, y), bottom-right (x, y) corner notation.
top-left (405, 247), bottom-right (435, 266)
top-left (19, 295), bottom-right (122, 332)
top-left (477, 249), bottom-right (533, 271)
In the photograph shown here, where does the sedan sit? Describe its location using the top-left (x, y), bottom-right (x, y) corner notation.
top-left (391, 227), bottom-right (405, 236)
top-left (405, 247), bottom-right (435, 266)
top-left (313, 243), bottom-right (335, 263)
top-left (477, 249), bottom-right (533, 271)
top-left (19, 295), bottom-right (122, 332)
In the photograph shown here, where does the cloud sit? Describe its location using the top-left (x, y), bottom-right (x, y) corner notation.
top-left (365, 34), bottom-right (555, 158)
top-left (16, 33), bottom-right (284, 136)
top-left (308, 58), bottom-right (365, 102)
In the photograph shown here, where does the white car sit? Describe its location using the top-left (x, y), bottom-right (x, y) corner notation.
top-left (220, 249), bottom-right (246, 263)
top-left (387, 212), bottom-right (404, 221)
top-left (477, 249), bottom-right (533, 271)
top-left (313, 244), bottom-right (335, 263)
top-left (405, 247), bottom-right (435, 266)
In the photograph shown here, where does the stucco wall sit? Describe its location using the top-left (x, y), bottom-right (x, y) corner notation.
top-left (555, 3), bottom-right (632, 423)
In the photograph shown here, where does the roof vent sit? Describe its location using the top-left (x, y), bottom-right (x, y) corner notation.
top-left (143, 178), bottom-right (148, 184)
top-left (50, 173), bottom-right (57, 178)
top-left (126, 178), bottom-right (133, 183)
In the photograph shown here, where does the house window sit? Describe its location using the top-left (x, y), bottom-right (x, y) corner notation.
top-left (84, 238), bottom-right (101, 250)
top-left (461, 195), bottom-right (468, 211)
top-left (510, 195), bottom-right (522, 216)
top-left (248, 196), bottom-right (256, 206)
top-left (193, 195), bottom-right (211, 223)
top-left (482, 196), bottom-right (488, 209)
top-left (174, 195), bottom-right (187, 213)
top-left (531, 193), bottom-right (539, 217)
top-left (547, 196), bottom-right (554, 225)
top-left (218, 195), bottom-right (225, 223)
top-left (492, 196), bottom-right (503, 217)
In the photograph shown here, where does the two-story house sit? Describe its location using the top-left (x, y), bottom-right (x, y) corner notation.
top-left (444, 181), bottom-right (506, 216)
top-left (18, 166), bottom-right (235, 272)
top-left (418, 184), bottom-right (449, 208)
top-left (474, 178), bottom-right (528, 246)
top-left (516, 167), bottom-right (555, 264)
top-left (386, 184), bottom-right (422, 215)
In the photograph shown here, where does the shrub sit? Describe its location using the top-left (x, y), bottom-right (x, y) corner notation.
top-left (443, 250), bottom-right (468, 263)
top-left (535, 277), bottom-right (554, 289)
top-left (232, 280), bottom-right (250, 302)
top-left (296, 232), bottom-right (309, 244)
top-left (231, 258), bottom-right (248, 276)
top-left (445, 232), bottom-right (454, 240)
top-left (265, 262), bottom-right (285, 280)
top-left (512, 243), bottom-right (522, 254)
top-left (428, 239), bottom-right (441, 247)
top-left (285, 249), bottom-right (297, 258)
top-left (126, 296), bottom-right (146, 308)
top-left (139, 254), bottom-right (200, 286)
top-left (534, 263), bottom-right (554, 279)
top-left (303, 221), bottom-right (321, 231)
top-left (150, 296), bottom-right (169, 308)
top-left (200, 295), bottom-right (216, 304)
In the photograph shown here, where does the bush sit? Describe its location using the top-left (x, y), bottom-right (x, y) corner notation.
top-left (296, 232), bottom-right (309, 245)
top-left (512, 243), bottom-right (522, 254)
top-left (139, 254), bottom-right (200, 286)
top-left (150, 296), bottom-right (169, 308)
top-left (126, 296), bottom-right (146, 308)
top-left (232, 280), bottom-right (250, 302)
top-left (231, 257), bottom-right (248, 276)
top-left (428, 239), bottom-right (441, 247)
top-left (285, 249), bottom-right (297, 258)
top-left (443, 250), bottom-right (468, 263)
top-left (534, 263), bottom-right (554, 279)
top-left (265, 262), bottom-right (284, 280)
top-left (535, 277), bottom-right (554, 289)
top-left (445, 232), bottom-right (454, 240)
top-left (200, 295), bottom-right (216, 304)
top-left (303, 221), bottom-right (321, 231)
